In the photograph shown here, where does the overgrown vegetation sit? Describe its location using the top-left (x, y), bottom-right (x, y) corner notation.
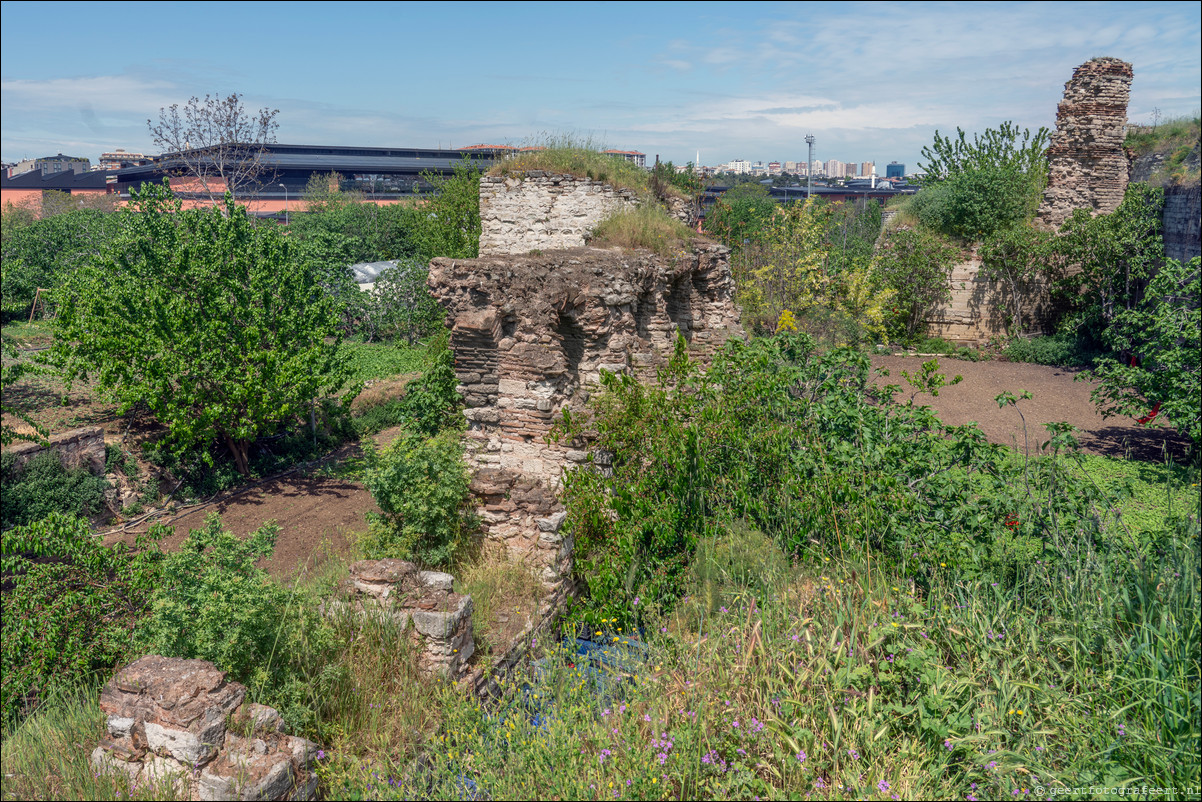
top-left (487, 136), bottom-right (674, 201)
top-left (0, 451), bottom-right (108, 529)
top-left (51, 181), bottom-right (351, 476)
top-left (1125, 115), bottom-right (1201, 185)
top-left (589, 203), bottom-right (696, 256)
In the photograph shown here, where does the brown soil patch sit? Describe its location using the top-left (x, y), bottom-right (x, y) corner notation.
top-left (100, 426), bottom-right (410, 582)
top-left (871, 354), bottom-right (1191, 462)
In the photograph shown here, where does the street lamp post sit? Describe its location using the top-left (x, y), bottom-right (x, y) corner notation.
top-left (805, 134), bottom-right (815, 200)
top-left (279, 183), bottom-right (288, 225)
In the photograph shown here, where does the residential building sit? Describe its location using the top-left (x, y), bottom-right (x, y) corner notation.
top-left (860, 162), bottom-right (875, 177)
top-left (7, 153), bottom-right (90, 178)
top-left (601, 149), bottom-right (646, 167)
top-left (98, 150), bottom-right (154, 170)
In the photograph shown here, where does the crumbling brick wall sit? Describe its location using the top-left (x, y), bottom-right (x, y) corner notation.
top-left (1037, 57), bottom-right (1133, 230)
top-left (428, 244), bottom-right (743, 609)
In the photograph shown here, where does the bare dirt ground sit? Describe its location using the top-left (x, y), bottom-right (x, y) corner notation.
top-left (871, 354), bottom-right (1192, 463)
top-left (101, 427), bottom-right (411, 581)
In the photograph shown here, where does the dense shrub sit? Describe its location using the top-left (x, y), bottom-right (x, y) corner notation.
top-left (873, 227), bottom-right (962, 339)
top-left (1, 451), bottom-right (108, 529)
top-left (1, 513), bottom-right (161, 725)
top-left (136, 515), bottom-right (295, 682)
top-left (362, 429), bottom-right (473, 566)
top-left (556, 333), bottom-right (1122, 625)
top-left (1003, 333), bottom-right (1098, 367)
top-left (914, 121), bottom-right (1049, 241)
top-left (1087, 256), bottom-right (1201, 455)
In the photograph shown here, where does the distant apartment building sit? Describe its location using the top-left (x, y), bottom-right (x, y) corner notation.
top-left (860, 162), bottom-right (875, 177)
top-left (826, 159), bottom-right (852, 178)
top-left (885, 161), bottom-right (905, 178)
top-left (726, 158), bottom-right (751, 174)
top-left (767, 161), bottom-right (781, 175)
top-left (98, 149), bottom-right (154, 170)
top-left (783, 160), bottom-right (798, 173)
top-left (7, 153), bottom-right (90, 178)
top-left (602, 149), bottom-right (646, 167)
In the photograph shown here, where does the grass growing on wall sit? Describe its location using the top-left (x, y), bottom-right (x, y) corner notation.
top-left (588, 204), bottom-right (697, 256)
top-left (487, 135), bottom-right (675, 200)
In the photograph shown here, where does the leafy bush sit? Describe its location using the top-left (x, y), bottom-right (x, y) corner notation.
top-left (1087, 257), bottom-right (1201, 455)
top-left (1003, 333), bottom-right (1098, 367)
top-left (555, 333), bottom-right (1126, 625)
top-left (1, 451), bottom-right (108, 529)
top-left (914, 166), bottom-right (1041, 240)
top-left (1, 513), bottom-right (161, 725)
top-left (136, 515), bottom-right (296, 683)
top-left (362, 429), bottom-right (473, 566)
top-left (873, 227), bottom-right (962, 339)
top-left (361, 259), bottom-right (445, 344)
top-left (915, 122), bottom-right (1049, 241)
top-left (704, 183), bottom-right (777, 251)
top-left (1057, 183), bottom-right (1165, 344)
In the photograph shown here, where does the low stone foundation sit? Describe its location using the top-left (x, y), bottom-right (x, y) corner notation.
top-left (339, 559), bottom-right (475, 677)
top-left (91, 656), bottom-right (319, 801)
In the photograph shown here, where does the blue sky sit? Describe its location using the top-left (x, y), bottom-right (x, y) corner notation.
top-left (2, 1), bottom-right (1199, 171)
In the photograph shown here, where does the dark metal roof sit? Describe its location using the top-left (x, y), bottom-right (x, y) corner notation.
top-left (1, 169), bottom-right (110, 189)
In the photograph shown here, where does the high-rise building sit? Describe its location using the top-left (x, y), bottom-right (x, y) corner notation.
top-left (824, 159), bottom-right (843, 178)
top-left (886, 162), bottom-right (905, 178)
top-left (861, 162), bottom-right (875, 177)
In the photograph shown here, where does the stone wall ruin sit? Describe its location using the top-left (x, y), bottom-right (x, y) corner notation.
top-left (90, 656), bottom-right (319, 801)
top-left (428, 244), bottom-right (744, 609)
top-left (478, 171), bottom-right (696, 256)
top-left (1037, 57), bottom-right (1134, 230)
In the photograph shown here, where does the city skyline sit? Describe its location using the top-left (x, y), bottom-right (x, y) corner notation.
top-left (2, 1), bottom-right (1199, 171)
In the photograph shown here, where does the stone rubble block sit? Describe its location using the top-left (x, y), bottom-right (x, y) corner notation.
top-left (92, 656), bottom-right (318, 801)
top-left (342, 562), bottom-right (476, 679)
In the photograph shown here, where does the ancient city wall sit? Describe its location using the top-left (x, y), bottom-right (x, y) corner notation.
top-left (1164, 183), bottom-right (1201, 265)
top-left (1036, 57), bottom-right (1133, 230)
top-left (925, 246), bottom-right (1057, 345)
top-left (478, 172), bottom-right (642, 255)
top-left (428, 244), bottom-right (743, 609)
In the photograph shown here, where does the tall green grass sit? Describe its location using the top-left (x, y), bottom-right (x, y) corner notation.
top-left (488, 134), bottom-right (673, 200)
top-left (588, 204), bottom-right (697, 256)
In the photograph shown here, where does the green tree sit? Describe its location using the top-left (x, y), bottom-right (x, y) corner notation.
top-left (1, 205), bottom-right (124, 322)
top-left (979, 224), bottom-right (1063, 335)
top-left (1086, 257), bottom-right (1200, 454)
top-left (704, 183), bottom-right (777, 251)
top-left (915, 121), bottom-right (1050, 240)
top-left (1057, 183), bottom-right (1165, 343)
top-left (873, 227), bottom-right (962, 339)
top-left (51, 181), bottom-right (349, 475)
top-left (406, 158), bottom-right (482, 262)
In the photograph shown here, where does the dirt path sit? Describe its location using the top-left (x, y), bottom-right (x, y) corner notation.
top-left (870, 355), bottom-right (1191, 463)
top-left (102, 426), bottom-right (410, 581)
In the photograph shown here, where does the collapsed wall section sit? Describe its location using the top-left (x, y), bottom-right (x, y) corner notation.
top-left (1037, 57), bottom-right (1133, 230)
top-left (428, 245), bottom-right (743, 609)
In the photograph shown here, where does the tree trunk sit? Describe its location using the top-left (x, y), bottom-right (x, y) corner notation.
top-left (225, 433), bottom-right (251, 476)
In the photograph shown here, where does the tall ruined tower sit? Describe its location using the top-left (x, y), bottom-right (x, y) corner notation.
top-left (1036, 57), bottom-right (1133, 230)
